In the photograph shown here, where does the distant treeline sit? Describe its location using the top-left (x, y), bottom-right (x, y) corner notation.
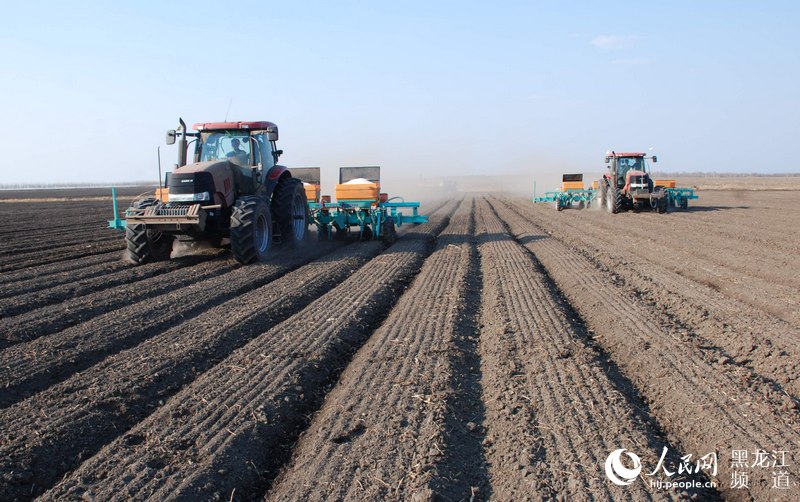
top-left (0, 182), bottom-right (156, 190)
top-left (652, 172), bottom-right (800, 178)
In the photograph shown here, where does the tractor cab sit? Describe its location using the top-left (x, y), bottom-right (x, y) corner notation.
top-left (604, 152), bottom-right (658, 190)
top-left (121, 117), bottom-right (308, 266)
top-left (600, 151), bottom-right (666, 213)
top-left (615, 156), bottom-right (643, 184)
top-left (193, 125), bottom-right (282, 170)
top-left (164, 120), bottom-right (287, 204)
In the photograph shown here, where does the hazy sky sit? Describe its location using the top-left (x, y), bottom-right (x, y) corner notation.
top-left (2, 0), bottom-right (798, 184)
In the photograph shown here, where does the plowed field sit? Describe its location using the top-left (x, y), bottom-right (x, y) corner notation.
top-left (1, 189), bottom-right (798, 501)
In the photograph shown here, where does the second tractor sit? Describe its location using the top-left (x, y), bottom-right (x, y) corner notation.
top-left (599, 151), bottom-right (667, 214)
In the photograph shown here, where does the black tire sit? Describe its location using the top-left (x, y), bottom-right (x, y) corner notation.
top-left (230, 196), bottom-right (272, 264)
top-left (657, 197), bottom-right (668, 214)
top-left (606, 185), bottom-right (622, 214)
top-left (361, 225), bottom-right (373, 241)
top-left (271, 177), bottom-right (308, 245)
top-left (125, 198), bottom-right (174, 265)
top-left (381, 216), bottom-right (397, 245)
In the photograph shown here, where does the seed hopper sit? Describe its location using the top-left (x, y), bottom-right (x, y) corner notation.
top-left (292, 166), bottom-right (428, 244)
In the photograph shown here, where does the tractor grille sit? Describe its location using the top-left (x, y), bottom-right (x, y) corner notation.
top-left (154, 205), bottom-right (193, 216)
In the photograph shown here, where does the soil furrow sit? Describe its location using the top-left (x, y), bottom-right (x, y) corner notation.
top-left (533, 203), bottom-right (800, 325)
top-left (477, 199), bottom-right (689, 501)
top-left (0, 255), bottom-right (128, 300)
top-left (488, 197), bottom-right (800, 501)
top-left (0, 241), bottom-right (382, 501)
top-left (265, 198), bottom-right (485, 501)
top-left (0, 253), bottom-right (216, 320)
top-left (0, 244), bottom-right (346, 407)
top-left (0, 230), bottom-right (117, 258)
top-left (0, 253), bottom-right (232, 348)
top-left (40, 200), bottom-right (458, 502)
top-left (0, 240), bottom-right (124, 273)
top-left (0, 250), bottom-right (121, 287)
top-left (506, 197), bottom-right (800, 400)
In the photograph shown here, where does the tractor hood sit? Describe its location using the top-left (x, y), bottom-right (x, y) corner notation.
top-left (169, 160), bottom-right (237, 206)
top-left (174, 159), bottom-right (233, 175)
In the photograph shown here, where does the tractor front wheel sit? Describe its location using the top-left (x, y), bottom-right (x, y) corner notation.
top-left (125, 198), bottom-right (174, 265)
top-left (230, 196), bottom-right (272, 264)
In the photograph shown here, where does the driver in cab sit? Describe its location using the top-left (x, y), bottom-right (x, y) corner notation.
top-left (227, 138), bottom-right (248, 166)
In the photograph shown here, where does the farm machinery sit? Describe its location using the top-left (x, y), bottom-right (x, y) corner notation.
top-left (533, 151), bottom-right (697, 213)
top-left (533, 174), bottom-right (596, 211)
top-left (290, 166), bottom-right (428, 244)
top-left (600, 152), bottom-right (668, 213)
top-left (109, 118), bottom-right (308, 265)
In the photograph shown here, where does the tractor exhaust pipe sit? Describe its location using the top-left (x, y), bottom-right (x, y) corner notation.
top-left (177, 118), bottom-right (188, 167)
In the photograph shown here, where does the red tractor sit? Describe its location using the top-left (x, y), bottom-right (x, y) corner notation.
top-left (599, 151), bottom-right (667, 214)
top-left (124, 118), bottom-right (308, 265)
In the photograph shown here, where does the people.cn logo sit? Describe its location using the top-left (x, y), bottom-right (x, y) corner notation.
top-left (605, 448), bottom-right (642, 486)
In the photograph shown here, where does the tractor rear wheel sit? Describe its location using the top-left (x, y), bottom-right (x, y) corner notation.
top-left (125, 198), bottom-right (174, 265)
top-left (599, 184), bottom-right (608, 208)
top-left (230, 196), bottom-right (272, 264)
top-left (272, 177), bottom-right (308, 245)
top-left (381, 216), bottom-right (397, 245)
top-left (607, 185), bottom-right (622, 214)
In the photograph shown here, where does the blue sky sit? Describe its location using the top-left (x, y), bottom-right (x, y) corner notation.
top-left (1, 0), bottom-right (798, 184)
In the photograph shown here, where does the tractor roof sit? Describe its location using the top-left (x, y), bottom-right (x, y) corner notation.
top-left (192, 121), bottom-right (277, 132)
top-left (609, 152), bottom-right (646, 157)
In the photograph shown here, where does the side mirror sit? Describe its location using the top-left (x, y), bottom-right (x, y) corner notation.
top-left (605, 157), bottom-right (610, 164)
top-left (166, 130), bottom-right (176, 145)
top-left (652, 155), bottom-right (658, 163)
top-left (267, 125), bottom-right (279, 142)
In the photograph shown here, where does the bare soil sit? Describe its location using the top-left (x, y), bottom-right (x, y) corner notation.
top-left (0, 188), bottom-right (797, 501)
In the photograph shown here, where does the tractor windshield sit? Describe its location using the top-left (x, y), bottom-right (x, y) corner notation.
top-left (199, 132), bottom-right (251, 166)
top-left (618, 157), bottom-right (643, 172)
top-left (615, 157), bottom-right (645, 185)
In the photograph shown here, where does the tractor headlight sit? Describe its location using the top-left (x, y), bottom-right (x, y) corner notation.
top-left (169, 192), bottom-right (211, 202)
